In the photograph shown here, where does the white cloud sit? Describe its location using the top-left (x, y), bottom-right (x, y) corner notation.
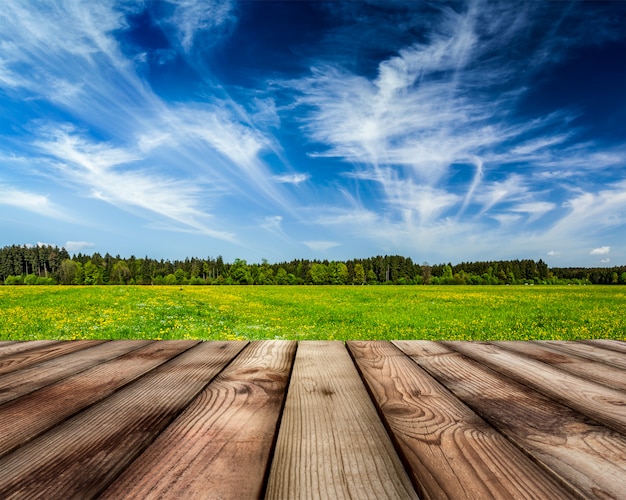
top-left (294, 63), bottom-right (497, 184)
top-left (544, 182), bottom-right (626, 246)
top-left (36, 125), bottom-right (140, 172)
top-left (163, 0), bottom-right (236, 51)
top-left (388, 182), bottom-right (460, 225)
top-left (601, 258), bottom-right (610, 263)
top-left (510, 202), bottom-right (556, 222)
top-left (290, 7), bottom-right (555, 234)
top-left (0, 2), bottom-right (125, 64)
top-left (475, 175), bottom-right (529, 216)
top-left (164, 105), bottom-right (287, 209)
top-left (1, 1), bottom-right (624, 265)
top-left (0, 0), bottom-right (167, 151)
top-left (0, 0), bottom-right (294, 242)
top-left (0, 184), bottom-right (68, 220)
top-left (311, 207), bottom-right (379, 227)
top-left (547, 250), bottom-right (560, 256)
top-left (137, 132), bottom-right (174, 153)
top-left (261, 215), bottom-right (283, 231)
top-left (65, 241), bottom-right (95, 252)
top-left (171, 105), bottom-right (267, 168)
top-left (505, 141), bottom-right (626, 174)
top-left (345, 168), bottom-right (460, 224)
top-left (490, 213), bottom-right (522, 226)
top-left (590, 246), bottom-right (610, 255)
top-left (286, 1), bottom-right (626, 265)
top-left (34, 126), bottom-right (235, 241)
top-left (273, 173), bottom-right (311, 185)
top-left (290, 2), bottom-right (548, 187)
top-left (303, 241), bottom-right (341, 252)
top-left (510, 133), bottom-right (573, 156)
top-left (0, 1), bottom-right (138, 101)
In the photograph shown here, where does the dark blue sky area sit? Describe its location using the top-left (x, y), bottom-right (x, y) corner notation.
top-left (520, 41), bottom-right (626, 140)
top-left (208, 2), bottom-right (336, 84)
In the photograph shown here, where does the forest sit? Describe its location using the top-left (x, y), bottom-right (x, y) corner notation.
top-left (1, 244), bottom-right (625, 286)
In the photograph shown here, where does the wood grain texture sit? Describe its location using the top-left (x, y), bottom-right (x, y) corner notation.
top-left (0, 340), bottom-right (621, 498)
top-left (0, 341), bottom-right (246, 499)
top-left (582, 340), bottom-right (626, 355)
top-left (103, 340), bottom-right (296, 500)
top-left (0, 340), bottom-right (102, 375)
top-left (0, 340), bottom-right (196, 458)
top-left (445, 342), bottom-right (626, 435)
top-left (0, 341), bottom-right (56, 358)
top-left (266, 341), bottom-right (417, 500)
top-left (491, 341), bottom-right (626, 392)
top-left (348, 341), bottom-right (575, 500)
top-left (0, 340), bottom-right (152, 405)
top-left (534, 341), bottom-right (626, 370)
top-left (394, 340), bottom-right (626, 500)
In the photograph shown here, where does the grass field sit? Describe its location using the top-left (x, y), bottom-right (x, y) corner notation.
top-left (0, 285), bottom-right (624, 341)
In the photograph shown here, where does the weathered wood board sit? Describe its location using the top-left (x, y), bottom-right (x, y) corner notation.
top-left (395, 340), bottom-right (626, 499)
top-left (0, 340), bottom-right (623, 499)
top-left (348, 341), bottom-right (575, 499)
top-left (104, 340), bottom-right (296, 499)
top-left (266, 341), bottom-right (417, 500)
top-left (444, 340), bottom-right (626, 435)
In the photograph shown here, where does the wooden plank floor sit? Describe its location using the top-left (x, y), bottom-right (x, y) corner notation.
top-left (0, 341), bottom-right (624, 499)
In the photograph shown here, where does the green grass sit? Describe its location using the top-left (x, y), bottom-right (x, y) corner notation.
top-left (0, 285), bottom-right (624, 341)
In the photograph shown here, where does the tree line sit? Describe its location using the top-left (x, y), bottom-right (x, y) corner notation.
top-left (1, 244), bottom-right (625, 286)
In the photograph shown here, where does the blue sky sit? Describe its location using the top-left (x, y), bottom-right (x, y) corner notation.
top-left (1, 0), bottom-right (625, 266)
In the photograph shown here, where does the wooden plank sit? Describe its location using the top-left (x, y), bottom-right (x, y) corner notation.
top-left (266, 341), bottom-right (417, 500)
top-left (0, 340), bottom-right (105, 375)
top-left (0, 341), bottom-right (247, 499)
top-left (535, 341), bottom-right (626, 370)
top-left (491, 341), bottom-right (626, 392)
top-left (0, 340), bottom-right (152, 405)
top-left (348, 341), bottom-right (576, 500)
top-left (445, 342), bottom-right (626, 435)
top-left (103, 340), bottom-right (296, 499)
top-left (583, 339), bottom-right (626, 355)
top-left (0, 340), bottom-right (62, 360)
top-left (0, 341), bottom-right (57, 357)
top-left (395, 340), bottom-right (626, 499)
top-left (0, 340), bottom-right (198, 458)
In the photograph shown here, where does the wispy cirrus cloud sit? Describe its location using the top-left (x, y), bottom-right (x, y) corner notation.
top-left (291, 4), bottom-right (519, 179)
top-left (303, 241), bottom-right (340, 252)
top-left (34, 125), bottom-right (235, 241)
top-left (474, 175), bottom-right (531, 217)
top-left (163, 104), bottom-right (282, 203)
top-left (285, 0), bottom-right (626, 263)
top-left (510, 202), bottom-right (556, 223)
top-left (65, 241), bottom-right (95, 253)
top-left (0, 184), bottom-right (69, 220)
top-left (0, 0), bottom-right (292, 246)
top-left (161, 0), bottom-right (236, 51)
top-left (0, 1), bottom-right (624, 265)
top-left (261, 215), bottom-right (283, 232)
top-left (272, 173), bottom-right (311, 185)
top-left (520, 183), bottom-right (626, 260)
top-left (0, 1), bottom-right (146, 110)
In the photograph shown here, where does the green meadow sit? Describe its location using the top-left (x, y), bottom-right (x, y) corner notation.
top-left (0, 285), bottom-right (624, 341)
